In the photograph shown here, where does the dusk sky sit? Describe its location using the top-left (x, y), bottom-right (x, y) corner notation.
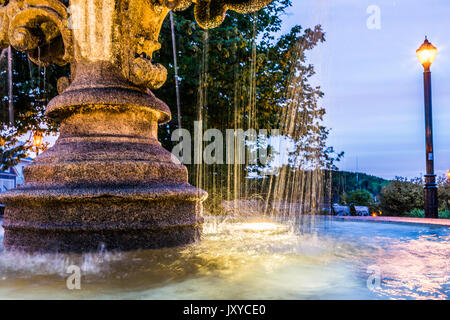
top-left (280, 0), bottom-right (450, 179)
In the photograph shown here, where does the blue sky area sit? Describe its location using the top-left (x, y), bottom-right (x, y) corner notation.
top-left (280, 0), bottom-right (450, 179)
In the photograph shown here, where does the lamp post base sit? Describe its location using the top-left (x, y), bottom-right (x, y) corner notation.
top-left (424, 174), bottom-right (439, 219)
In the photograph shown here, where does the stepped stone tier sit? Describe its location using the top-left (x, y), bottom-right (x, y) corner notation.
top-left (0, 0), bottom-right (272, 252)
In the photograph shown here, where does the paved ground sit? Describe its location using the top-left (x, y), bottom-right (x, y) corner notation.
top-left (331, 215), bottom-right (450, 227)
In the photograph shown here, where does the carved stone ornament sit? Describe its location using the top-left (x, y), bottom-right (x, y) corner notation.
top-left (0, 0), bottom-right (73, 65)
top-left (0, 0), bottom-right (272, 88)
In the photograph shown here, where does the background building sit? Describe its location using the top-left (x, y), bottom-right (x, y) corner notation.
top-left (0, 158), bottom-right (32, 191)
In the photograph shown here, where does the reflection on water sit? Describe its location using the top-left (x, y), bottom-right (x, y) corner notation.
top-left (0, 217), bottom-right (448, 300)
top-left (373, 234), bottom-right (450, 300)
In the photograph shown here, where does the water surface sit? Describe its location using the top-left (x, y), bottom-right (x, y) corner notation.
top-left (0, 217), bottom-right (448, 300)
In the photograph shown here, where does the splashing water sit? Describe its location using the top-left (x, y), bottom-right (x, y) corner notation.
top-left (0, 217), bottom-right (448, 300)
top-left (191, 12), bottom-right (329, 221)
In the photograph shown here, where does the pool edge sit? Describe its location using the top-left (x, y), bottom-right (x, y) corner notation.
top-left (329, 215), bottom-right (450, 227)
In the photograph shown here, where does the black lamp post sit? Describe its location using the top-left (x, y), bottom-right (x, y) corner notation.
top-left (416, 37), bottom-right (439, 218)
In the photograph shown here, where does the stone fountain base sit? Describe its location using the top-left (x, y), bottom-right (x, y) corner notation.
top-left (2, 186), bottom-right (204, 253)
top-left (0, 69), bottom-right (207, 253)
top-left (0, 0), bottom-right (273, 253)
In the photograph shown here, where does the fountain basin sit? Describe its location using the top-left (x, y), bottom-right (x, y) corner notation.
top-left (0, 215), bottom-right (448, 299)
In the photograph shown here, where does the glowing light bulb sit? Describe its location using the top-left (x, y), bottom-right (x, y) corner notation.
top-left (416, 38), bottom-right (437, 70)
top-left (33, 131), bottom-right (43, 148)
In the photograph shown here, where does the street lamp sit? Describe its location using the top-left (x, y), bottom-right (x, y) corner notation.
top-left (33, 131), bottom-right (43, 156)
top-left (416, 37), bottom-right (438, 218)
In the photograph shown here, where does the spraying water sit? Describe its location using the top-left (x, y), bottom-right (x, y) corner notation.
top-left (188, 11), bottom-right (330, 225)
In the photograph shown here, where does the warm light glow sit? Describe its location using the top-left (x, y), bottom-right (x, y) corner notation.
top-left (231, 221), bottom-right (290, 234)
top-left (237, 222), bottom-right (281, 232)
top-left (371, 211), bottom-right (383, 217)
top-left (447, 171), bottom-right (450, 179)
top-left (33, 131), bottom-right (43, 148)
top-left (416, 38), bottom-right (437, 69)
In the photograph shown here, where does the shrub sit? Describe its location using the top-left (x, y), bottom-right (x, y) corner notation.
top-left (379, 178), bottom-right (424, 216)
top-left (341, 189), bottom-right (374, 206)
top-left (439, 211), bottom-right (450, 219)
top-left (369, 203), bottom-right (381, 214)
top-left (407, 209), bottom-right (450, 219)
top-left (438, 177), bottom-right (450, 212)
top-left (407, 208), bottom-right (424, 218)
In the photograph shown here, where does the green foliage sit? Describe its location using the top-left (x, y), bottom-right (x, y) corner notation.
top-left (156, 1), bottom-right (295, 141)
top-left (156, 1), bottom-right (339, 157)
top-left (330, 171), bottom-right (389, 202)
top-left (381, 175), bottom-right (450, 219)
top-left (342, 189), bottom-right (376, 216)
top-left (407, 208), bottom-right (424, 218)
top-left (154, 0), bottom-right (342, 205)
top-left (379, 177), bottom-right (424, 216)
top-left (341, 189), bottom-right (374, 206)
top-left (406, 208), bottom-right (450, 219)
top-left (439, 211), bottom-right (450, 219)
top-left (438, 175), bottom-right (450, 212)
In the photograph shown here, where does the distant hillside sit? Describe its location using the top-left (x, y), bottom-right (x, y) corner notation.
top-left (329, 170), bottom-right (390, 202)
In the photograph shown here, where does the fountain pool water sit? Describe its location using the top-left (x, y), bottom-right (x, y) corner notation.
top-left (0, 216), bottom-right (448, 300)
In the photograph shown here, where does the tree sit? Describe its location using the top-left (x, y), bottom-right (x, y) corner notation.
top-left (330, 171), bottom-right (389, 203)
top-left (154, 1), bottom-right (342, 207)
top-left (379, 177), bottom-right (424, 216)
top-left (341, 189), bottom-right (374, 206)
top-left (155, 0), bottom-right (295, 144)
